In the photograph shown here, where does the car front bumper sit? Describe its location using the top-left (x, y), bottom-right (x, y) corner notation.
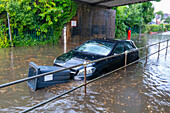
top-left (74, 73), bottom-right (95, 80)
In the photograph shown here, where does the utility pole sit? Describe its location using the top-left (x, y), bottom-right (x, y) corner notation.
top-left (7, 12), bottom-right (12, 46)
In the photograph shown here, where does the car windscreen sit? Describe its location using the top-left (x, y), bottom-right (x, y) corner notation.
top-left (77, 41), bottom-right (115, 56)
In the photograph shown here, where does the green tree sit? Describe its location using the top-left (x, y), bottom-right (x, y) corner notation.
top-left (114, 6), bottom-right (128, 37)
top-left (0, 0), bottom-right (78, 47)
top-left (156, 11), bottom-right (164, 21)
top-left (113, 1), bottom-right (155, 37)
top-left (164, 17), bottom-right (170, 23)
top-left (141, 2), bottom-right (155, 24)
top-left (6, 0), bottom-right (35, 36)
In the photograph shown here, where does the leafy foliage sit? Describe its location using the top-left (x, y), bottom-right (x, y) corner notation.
top-left (0, 0), bottom-right (78, 47)
top-left (0, 30), bottom-right (10, 48)
top-left (149, 25), bottom-right (160, 32)
top-left (0, 12), bottom-right (10, 48)
top-left (156, 11), bottom-right (164, 21)
top-left (113, 2), bottom-right (155, 38)
top-left (148, 23), bottom-right (165, 32)
top-left (141, 2), bottom-right (155, 24)
top-left (164, 17), bottom-right (170, 24)
top-left (165, 24), bottom-right (170, 31)
top-left (113, 6), bottom-right (128, 37)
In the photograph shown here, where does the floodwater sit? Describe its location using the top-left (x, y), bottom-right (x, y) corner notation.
top-left (0, 32), bottom-right (170, 113)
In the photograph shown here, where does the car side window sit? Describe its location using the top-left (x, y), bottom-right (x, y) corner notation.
top-left (113, 43), bottom-right (125, 54)
top-left (124, 42), bottom-right (135, 51)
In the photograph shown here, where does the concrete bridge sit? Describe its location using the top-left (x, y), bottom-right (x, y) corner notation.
top-left (75, 0), bottom-right (152, 8)
top-left (62, 0), bottom-right (152, 43)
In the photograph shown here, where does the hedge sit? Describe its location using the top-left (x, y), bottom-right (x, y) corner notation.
top-left (149, 24), bottom-right (165, 32)
top-left (165, 24), bottom-right (170, 31)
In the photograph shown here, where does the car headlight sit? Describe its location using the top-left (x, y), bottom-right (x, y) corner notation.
top-left (77, 67), bottom-right (96, 75)
top-left (53, 59), bottom-right (56, 63)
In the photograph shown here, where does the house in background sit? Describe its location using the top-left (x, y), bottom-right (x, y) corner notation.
top-left (163, 13), bottom-right (170, 20)
top-left (155, 14), bottom-right (162, 25)
top-left (149, 13), bottom-right (162, 25)
top-left (150, 13), bottom-right (170, 25)
top-left (163, 13), bottom-right (170, 24)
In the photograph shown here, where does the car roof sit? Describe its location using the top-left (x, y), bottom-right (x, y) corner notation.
top-left (88, 38), bottom-right (133, 44)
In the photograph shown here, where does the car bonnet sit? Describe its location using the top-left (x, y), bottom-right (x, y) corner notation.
top-left (54, 50), bottom-right (104, 68)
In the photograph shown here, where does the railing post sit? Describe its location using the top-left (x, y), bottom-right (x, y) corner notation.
top-left (125, 51), bottom-right (127, 66)
top-left (84, 61), bottom-right (87, 95)
top-left (146, 45), bottom-right (148, 63)
top-left (166, 39), bottom-right (169, 55)
top-left (158, 42), bottom-right (160, 58)
top-left (124, 51), bottom-right (127, 73)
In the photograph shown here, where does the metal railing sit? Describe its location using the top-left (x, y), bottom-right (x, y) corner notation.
top-left (0, 39), bottom-right (169, 113)
top-left (12, 28), bottom-right (54, 41)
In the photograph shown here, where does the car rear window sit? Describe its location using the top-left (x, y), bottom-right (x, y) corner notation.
top-left (77, 41), bottom-right (115, 56)
top-left (124, 42), bottom-right (135, 50)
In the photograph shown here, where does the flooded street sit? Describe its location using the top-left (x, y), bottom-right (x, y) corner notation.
top-left (0, 32), bottom-right (170, 113)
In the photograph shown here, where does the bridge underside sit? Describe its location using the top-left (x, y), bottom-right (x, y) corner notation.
top-left (76, 0), bottom-right (151, 8)
top-left (62, 0), bottom-right (152, 42)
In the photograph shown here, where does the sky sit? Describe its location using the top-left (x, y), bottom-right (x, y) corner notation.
top-left (151, 0), bottom-right (170, 14)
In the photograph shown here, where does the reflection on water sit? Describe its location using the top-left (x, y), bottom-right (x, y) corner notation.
top-left (0, 33), bottom-right (170, 112)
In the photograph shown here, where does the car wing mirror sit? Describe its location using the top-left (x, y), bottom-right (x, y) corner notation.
top-left (112, 53), bottom-right (115, 55)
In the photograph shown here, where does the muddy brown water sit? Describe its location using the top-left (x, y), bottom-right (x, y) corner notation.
top-left (0, 33), bottom-right (170, 113)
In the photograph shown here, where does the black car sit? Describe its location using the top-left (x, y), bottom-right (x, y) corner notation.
top-left (54, 39), bottom-right (139, 80)
top-left (28, 39), bottom-right (139, 90)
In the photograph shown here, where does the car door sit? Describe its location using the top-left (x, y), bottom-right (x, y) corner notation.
top-left (107, 42), bottom-right (125, 71)
top-left (124, 41), bottom-right (137, 63)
